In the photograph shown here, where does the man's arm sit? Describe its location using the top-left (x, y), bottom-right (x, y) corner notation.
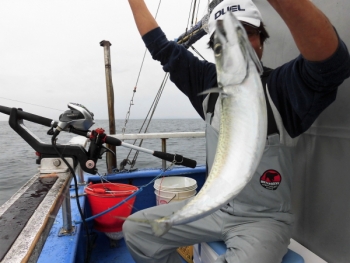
top-left (128, 0), bottom-right (158, 36)
top-left (268, 0), bottom-right (338, 61)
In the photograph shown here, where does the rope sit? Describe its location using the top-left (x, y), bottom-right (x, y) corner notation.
top-left (75, 161), bottom-right (176, 224)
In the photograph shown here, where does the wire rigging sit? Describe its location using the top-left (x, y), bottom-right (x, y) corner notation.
top-left (196, 0), bottom-right (202, 23)
top-left (129, 73), bottom-right (169, 169)
top-left (186, 0), bottom-right (196, 33)
top-left (121, 0), bottom-right (163, 136)
top-left (191, 0), bottom-right (198, 26)
top-left (120, 73), bottom-right (169, 170)
top-left (191, 46), bottom-right (207, 60)
top-left (120, 0), bottom-right (205, 171)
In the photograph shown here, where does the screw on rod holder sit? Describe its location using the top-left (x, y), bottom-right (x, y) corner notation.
top-left (100, 40), bottom-right (112, 47)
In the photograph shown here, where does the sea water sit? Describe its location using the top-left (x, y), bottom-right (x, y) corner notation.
top-left (0, 119), bottom-right (206, 206)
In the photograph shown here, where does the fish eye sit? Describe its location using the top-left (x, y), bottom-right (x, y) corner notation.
top-left (214, 43), bottom-right (222, 57)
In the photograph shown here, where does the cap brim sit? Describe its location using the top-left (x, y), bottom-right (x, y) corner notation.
top-left (208, 17), bottom-right (261, 37)
top-left (236, 17), bottom-right (261, 28)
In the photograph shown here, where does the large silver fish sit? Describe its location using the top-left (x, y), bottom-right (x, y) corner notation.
top-left (151, 12), bottom-right (267, 237)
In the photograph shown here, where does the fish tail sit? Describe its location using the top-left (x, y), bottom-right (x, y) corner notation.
top-left (150, 219), bottom-right (173, 237)
top-left (120, 213), bottom-right (173, 237)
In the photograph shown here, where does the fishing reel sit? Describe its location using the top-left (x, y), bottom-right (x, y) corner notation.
top-left (0, 103), bottom-right (196, 175)
top-left (1, 103), bottom-right (113, 175)
top-left (57, 103), bottom-right (95, 132)
top-left (49, 103), bottom-right (114, 173)
top-left (48, 103), bottom-right (95, 138)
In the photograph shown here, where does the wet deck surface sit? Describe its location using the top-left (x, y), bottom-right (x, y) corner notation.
top-left (0, 177), bottom-right (57, 261)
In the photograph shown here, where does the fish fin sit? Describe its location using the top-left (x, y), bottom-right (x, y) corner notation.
top-left (150, 219), bottom-right (173, 237)
top-left (116, 214), bottom-right (172, 237)
top-left (198, 87), bottom-right (222, 96)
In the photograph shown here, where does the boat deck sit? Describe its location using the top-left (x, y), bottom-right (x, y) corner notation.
top-left (38, 166), bottom-right (207, 263)
top-left (1, 163), bottom-right (328, 263)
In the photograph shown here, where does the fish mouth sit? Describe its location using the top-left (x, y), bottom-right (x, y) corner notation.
top-left (213, 12), bottom-right (265, 87)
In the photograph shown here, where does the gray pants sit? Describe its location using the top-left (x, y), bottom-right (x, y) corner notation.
top-left (122, 199), bottom-right (292, 263)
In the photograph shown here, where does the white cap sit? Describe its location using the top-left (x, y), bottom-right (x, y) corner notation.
top-left (208, 0), bottom-right (263, 37)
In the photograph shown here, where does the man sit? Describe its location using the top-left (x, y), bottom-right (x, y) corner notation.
top-left (123, 0), bottom-right (350, 262)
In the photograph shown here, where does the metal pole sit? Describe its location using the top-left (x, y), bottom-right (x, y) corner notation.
top-left (77, 164), bottom-right (84, 184)
top-left (62, 185), bottom-right (73, 232)
top-left (161, 138), bottom-right (168, 170)
top-left (59, 176), bottom-right (75, 236)
top-left (100, 40), bottom-right (117, 173)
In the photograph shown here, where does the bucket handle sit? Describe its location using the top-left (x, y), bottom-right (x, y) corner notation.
top-left (85, 186), bottom-right (137, 194)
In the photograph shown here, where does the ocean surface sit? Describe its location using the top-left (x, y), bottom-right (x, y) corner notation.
top-left (0, 119), bottom-right (206, 206)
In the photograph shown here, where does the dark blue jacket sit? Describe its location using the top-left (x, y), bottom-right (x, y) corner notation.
top-left (142, 27), bottom-right (350, 138)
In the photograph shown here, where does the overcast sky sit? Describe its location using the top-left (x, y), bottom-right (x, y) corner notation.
top-left (0, 0), bottom-right (214, 122)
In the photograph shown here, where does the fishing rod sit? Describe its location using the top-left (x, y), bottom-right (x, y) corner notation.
top-left (0, 103), bottom-right (197, 174)
top-left (176, 0), bottom-right (224, 48)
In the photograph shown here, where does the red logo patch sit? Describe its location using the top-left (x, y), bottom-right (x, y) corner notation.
top-left (260, 169), bottom-right (282, 190)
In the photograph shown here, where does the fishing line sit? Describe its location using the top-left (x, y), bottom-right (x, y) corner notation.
top-left (75, 162), bottom-right (176, 224)
top-left (121, 72), bottom-right (169, 169)
top-left (97, 173), bottom-right (142, 210)
top-left (0, 96), bottom-right (63, 111)
top-left (95, 173), bottom-right (141, 212)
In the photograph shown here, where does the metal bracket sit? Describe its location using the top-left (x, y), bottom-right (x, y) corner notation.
top-left (58, 226), bottom-right (76, 237)
top-left (39, 157), bottom-right (74, 174)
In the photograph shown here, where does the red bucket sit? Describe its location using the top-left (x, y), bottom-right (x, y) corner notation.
top-left (85, 183), bottom-right (138, 232)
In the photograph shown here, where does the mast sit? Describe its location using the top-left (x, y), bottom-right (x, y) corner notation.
top-left (100, 40), bottom-right (117, 173)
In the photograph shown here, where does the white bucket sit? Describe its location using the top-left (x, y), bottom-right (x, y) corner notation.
top-left (155, 190), bottom-right (197, 205)
top-left (154, 176), bottom-right (198, 205)
top-left (154, 177), bottom-right (197, 192)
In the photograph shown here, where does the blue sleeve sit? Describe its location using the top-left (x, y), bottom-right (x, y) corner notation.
top-left (142, 27), bottom-right (217, 119)
top-left (267, 38), bottom-right (350, 138)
